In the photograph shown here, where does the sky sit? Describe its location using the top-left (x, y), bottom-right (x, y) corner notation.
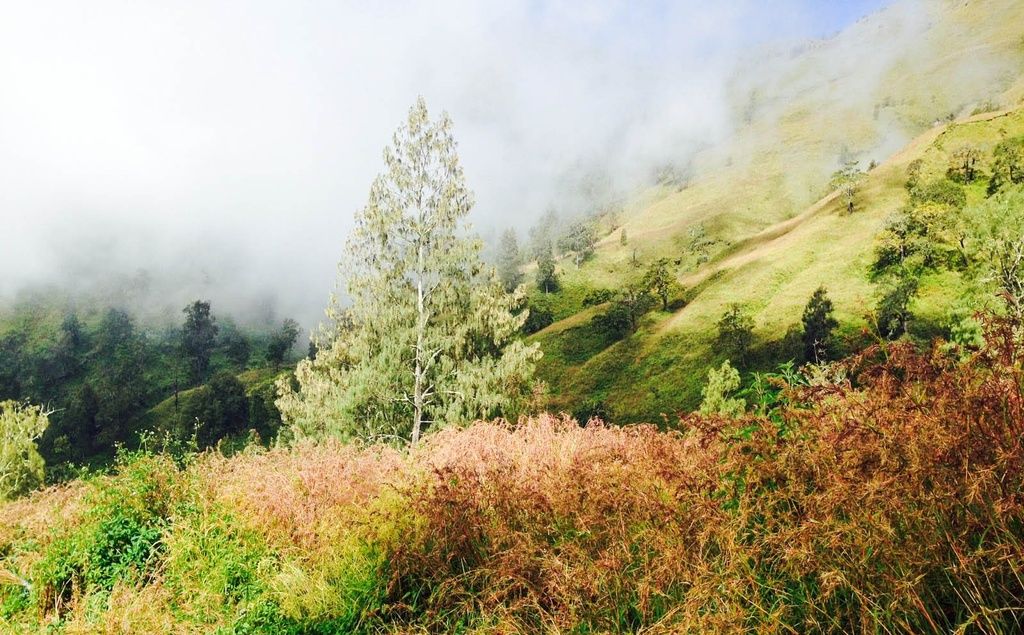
top-left (0, 0), bottom-right (892, 326)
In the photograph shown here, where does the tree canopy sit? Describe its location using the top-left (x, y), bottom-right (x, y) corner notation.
top-left (277, 98), bottom-right (540, 444)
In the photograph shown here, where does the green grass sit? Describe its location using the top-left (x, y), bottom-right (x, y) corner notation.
top-left (531, 107), bottom-right (1024, 423)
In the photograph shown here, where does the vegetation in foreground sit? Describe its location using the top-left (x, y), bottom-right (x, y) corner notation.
top-left (3, 316), bottom-right (1024, 633)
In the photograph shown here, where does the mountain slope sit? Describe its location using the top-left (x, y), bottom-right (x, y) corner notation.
top-left (531, 0), bottom-right (1024, 421)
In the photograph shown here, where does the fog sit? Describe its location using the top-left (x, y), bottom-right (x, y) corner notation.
top-left (0, 1), bottom-right (890, 327)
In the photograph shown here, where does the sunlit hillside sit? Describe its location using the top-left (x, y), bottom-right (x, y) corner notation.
top-left (530, 0), bottom-right (1024, 421)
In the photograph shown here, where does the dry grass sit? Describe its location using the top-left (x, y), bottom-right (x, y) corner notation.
top-left (4, 319), bottom-right (1024, 632)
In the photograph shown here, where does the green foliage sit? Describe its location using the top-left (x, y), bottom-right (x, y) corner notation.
top-left (829, 160), bottom-right (866, 214)
top-left (184, 372), bottom-right (249, 448)
top-left (642, 258), bottom-right (679, 311)
top-left (32, 453), bottom-right (177, 612)
top-left (557, 220), bottom-right (598, 267)
top-left (527, 208), bottom-right (560, 261)
top-left (220, 323), bottom-right (253, 368)
top-left (961, 185), bottom-right (1024, 320)
top-left (686, 223), bottom-right (715, 264)
top-left (267, 319), bottom-right (300, 366)
top-left (536, 248), bottom-right (560, 293)
top-left (987, 135), bottom-right (1024, 196)
top-left (277, 98), bottom-right (540, 444)
top-left (497, 228), bottom-right (524, 292)
top-left (182, 301), bottom-right (219, 385)
top-left (581, 288), bottom-right (614, 307)
top-left (698, 360), bottom-right (745, 417)
top-left (877, 275), bottom-right (920, 339)
top-left (715, 304), bottom-right (755, 365)
top-left (909, 177), bottom-right (967, 210)
top-left (590, 281), bottom-right (655, 340)
top-left (947, 144), bottom-right (981, 183)
top-left (801, 287), bottom-right (838, 363)
top-left (522, 300), bottom-right (554, 335)
top-left (0, 400), bottom-right (49, 500)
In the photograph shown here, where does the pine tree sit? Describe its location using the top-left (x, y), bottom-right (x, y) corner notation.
top-left (801, 286), bottom-right (839, 363)
top-left (277, 98), bottom-right (540, 444)
top-left (536, 246), bottom-right (558, 293)
top-left (698, 360), bottom-right (745, 417)
top-left (182, 301), bottom-right (218, 384)
top-left (497, 228), bottom-right (524, 292)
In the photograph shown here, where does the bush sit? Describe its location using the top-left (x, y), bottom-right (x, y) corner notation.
top-left (0, 401), bottom-right (49, 501)
top-left (521, 301), bottom-right (554, 335)
top-left (6, 319), bottom-right (1024, 631)
top-left (581, 288), bottom-right (614, 307)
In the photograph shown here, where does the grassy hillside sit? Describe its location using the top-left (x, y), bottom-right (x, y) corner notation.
top-left (530, 0), bottom-right (1024, 422)
top-left (535, 107), bottom-right (1024, 421)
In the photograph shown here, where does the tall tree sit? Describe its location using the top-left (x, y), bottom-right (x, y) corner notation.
top-left (715, 304), bottom-right (755, 365)
top-left (801, 287), bottom-right (839, 363)
top-left (181, 301), bottom-right (218, 384)
top-left (497, 228), bottom-right (524, 292)
top-left (987, 136), bottom-right (1024, 196)
top-left (267, 319), bottom-right (300, 365)
top-left (643, 258), bottom-right (679, 311)
top-left (558, 220), bottom-right (597, 267)
top-left (830, 160), bottom-right (865, 214)
top-left (963, 186), bottom-right (1024, 321)
top-left (948, 144), bottom-right (981, 183)
top-left (536, 247), bottom-right (559, 294)
top-left (277, 98), bottom-right (540, 444)
top-left (528, 208), bottom-right (559, 260)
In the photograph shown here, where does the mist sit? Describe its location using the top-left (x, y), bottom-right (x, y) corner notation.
top-left (0, 0), bottom-right (892, 327)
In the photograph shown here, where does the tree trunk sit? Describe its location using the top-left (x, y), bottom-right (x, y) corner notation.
top-left (412, 238), bottom-right (425, 444)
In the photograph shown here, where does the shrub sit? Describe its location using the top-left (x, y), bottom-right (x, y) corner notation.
top-left (581, 288), bottom-right (614, 307)
top-left (0, 401), bottom-right (49, 501)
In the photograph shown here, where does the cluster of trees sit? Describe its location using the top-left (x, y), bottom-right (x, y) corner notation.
top-left (0, 298), bottom-right (302, 474)
top-left (589, 258), bottom-right (682, 340)
top-left (872, 139), bottom-right (1024, 339)
top-left (277, 98), bottom-right (541, 444)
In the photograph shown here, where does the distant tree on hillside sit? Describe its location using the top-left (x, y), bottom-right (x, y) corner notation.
top-left (592, 280), bottom-right (655, 340)
top-left (58, 384), bottom-right (101, 461)
top-left (715, 304), bottom-right (755, 365)
top-left (948, 144), bottom-right (981, 183)
top-left (876, 275), bottom-right (919, 339)
top-left (528, 208), bottom-right (560, 260)
top-left (558, 221), bottom-right (597, 267)
top-left (94, 308), bottom-right (149, 446)
top-left (267, 319), bottom-right (300, 365)
top-left (905, 158), bottom-right (924, 192)
top-left (536, 248), bottom-right (559, 294)
top-left (185, 371), bottom-right (248, 448)
top-left (497, 228), bottom-right (524, 292)
top-left (963, 186), bottom-right (1024, 321)
top-left (830, 160), bottom-right (866, 214)
top-left (687, 223), bottom-right (715, 264)
top-left (276, 98), bottom-right (540, 444)
top-left (620, 227), bottom-right (628, 246)
top-left (522, 301), bottom-right (554, 335)
top-left (801, 287), bottom-right (838, 363)
top-left (643, 258), bottom-right (679, 311)
top-left (987, 136), bottom-right (1024, 196)
top-left (182, 301), bottom-right (218, 384)
top-left (220, 325), bottom-right (252, 368)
